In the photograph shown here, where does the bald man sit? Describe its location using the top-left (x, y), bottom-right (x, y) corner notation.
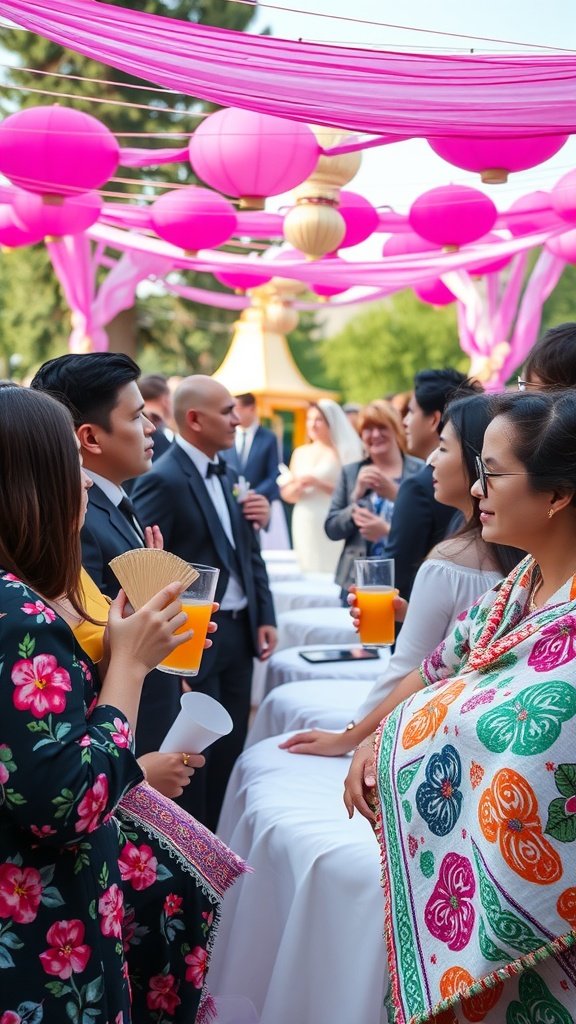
top-left (132, 375), bottom-right (277, 829)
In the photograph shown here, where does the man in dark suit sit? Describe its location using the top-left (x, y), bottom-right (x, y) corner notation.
top-left (220, 392), bottom-right (280, 502)
top-left (385, 369), bottom-right (482, 599)
top-left (29, 354), bottom-right (192, 782)
top-left (132, 375), bottom-right (277, 829)
top-left (139, 373), bottom-right (175, 462)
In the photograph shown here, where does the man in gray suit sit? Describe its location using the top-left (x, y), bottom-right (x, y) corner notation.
top-left (132, 375), bottom-right (277, 828)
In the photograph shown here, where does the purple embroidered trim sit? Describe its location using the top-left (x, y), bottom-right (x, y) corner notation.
top-left (119, 783), bottom-right (246, 897)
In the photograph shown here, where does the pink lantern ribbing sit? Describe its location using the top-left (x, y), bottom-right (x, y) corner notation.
top-left (151, 186), bottom-right (237, 251)
top-left (409, 184), bottom-right (497, 249)
top-left (13, 189), bottom-right (102, 237)
top-left (546, 230), bottom-right (576, 263)
top-left (414, 278), bottom-right (456, 307)
top-left (0, 105), bottom-right (119, 196)
top-left (337, 191), bottom-right (379, 249)
top-left (551, 169), bottom-right (576, 224)
top-left (427, 134), bottom-right (568, 185)
top-left (0, 205), bottom-right (44, 247)
top-left (189, 108), bottom-right (320, 209)
top-left (507, 191), bottom-right (562, 237)
top-left (214, 268), bottom-right (272, 292)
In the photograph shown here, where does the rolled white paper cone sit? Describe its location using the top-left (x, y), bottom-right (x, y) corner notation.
top-left (159, 692), bottom-right (233, 753)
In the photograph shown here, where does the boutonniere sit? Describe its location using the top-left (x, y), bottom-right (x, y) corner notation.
top-left (232, 475), bottom-right (251, 503)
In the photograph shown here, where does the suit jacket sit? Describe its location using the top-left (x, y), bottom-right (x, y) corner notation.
top-left (384, 465), bottom-right (458, 600)
top-left (220, 425), bottom-right (280, 502)
top-left (324, 455), bottom-right (424, 591)
top-left (81, 483), bottom-right (145, 599)
top-left (131, 444), bottom-right (276, 655)
top-left (80, 482), bottom-right (180, 756)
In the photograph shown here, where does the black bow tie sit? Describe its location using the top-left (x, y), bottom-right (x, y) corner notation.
top-left (206, 461), bottom-right (227, 478)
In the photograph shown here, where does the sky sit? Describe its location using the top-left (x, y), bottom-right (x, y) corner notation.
top-left (251, 0), bottom-right (576, 217)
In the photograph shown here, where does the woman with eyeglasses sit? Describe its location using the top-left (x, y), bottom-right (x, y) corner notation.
top-left (325, 400), bottom-right (423, 600)
top-left (518, 320), bottom-right (576, 391)
top-left (280, 393), bottom-right (522, 758)
top-left (345, 390), bottom-right (576, 1024)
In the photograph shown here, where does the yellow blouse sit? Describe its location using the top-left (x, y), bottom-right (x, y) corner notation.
top-left (72, 568), bottom-right (110, 664)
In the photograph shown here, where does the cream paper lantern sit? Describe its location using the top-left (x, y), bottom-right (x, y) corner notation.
top-left (283, 125), bottom-right (362, 259)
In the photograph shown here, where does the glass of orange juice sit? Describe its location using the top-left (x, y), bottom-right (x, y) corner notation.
top-left (158, 564), bottom-right (220, 676)
top-left (354, 558), bottom-right (397, 647)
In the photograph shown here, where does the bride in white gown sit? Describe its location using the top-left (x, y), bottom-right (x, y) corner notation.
top-left (279, 401), bottom-right (363, 574)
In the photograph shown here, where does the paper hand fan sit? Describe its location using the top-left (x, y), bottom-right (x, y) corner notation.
top-left (109, 549), bottom-right (199, 610)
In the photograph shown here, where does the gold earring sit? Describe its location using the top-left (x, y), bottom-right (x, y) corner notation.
top-left (548, 507), bottom-right (555, 519)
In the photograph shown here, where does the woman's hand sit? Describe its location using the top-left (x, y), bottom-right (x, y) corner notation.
top-left (343, 740), bottom-right (378, 822)
top-left (107, 582), bottom-right (190, 675)
top-left (351, 505), bottom-right (389, 542)
top-left (347, 586), bottom-right (408, 630)
top-left (352, 466), bottom-right (397, 501)
top-left (279, 728), bottom-right (352, 757)
top-left (138, 751), bottom-right (205, 798)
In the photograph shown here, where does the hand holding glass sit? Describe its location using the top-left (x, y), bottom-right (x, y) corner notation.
top-left (354, 558), bottom-right (397, 647)
top-left (158, 564), bottom-right (219, 676)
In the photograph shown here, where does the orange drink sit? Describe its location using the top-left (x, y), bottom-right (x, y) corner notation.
top-left (354, 557), bottom-right (396, 647)
top-left (158, 564), bottom-right (219, 677)
top-left (159, 600), bottom-right (213, 676)
top-left (356, 587), bottom-right (398, 646)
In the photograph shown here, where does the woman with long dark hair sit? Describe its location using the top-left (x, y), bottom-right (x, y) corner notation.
top-left (345, 390), bottom-right (576, 1023)
top-left (281, 393), bottom-right (523, 757)
top-left (0, 384), bottom-right (243, 1023)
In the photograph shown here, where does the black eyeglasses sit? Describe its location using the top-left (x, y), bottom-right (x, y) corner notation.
top-left (517, 377), bottom-right (558, 392)
top-left (474, 455), bottom-right (528, 500)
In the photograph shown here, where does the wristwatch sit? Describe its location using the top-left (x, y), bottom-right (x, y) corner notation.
top-left (345, 720), bottom-right (356, 732)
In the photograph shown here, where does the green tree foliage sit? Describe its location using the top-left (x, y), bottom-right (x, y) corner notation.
top-left (540, 261), bottom-right (576, 334)
top-left (287, 309), bottom-right (338, 391)
top-left (322, 288), bottom-right (468, 402)
top-left (0, 0), bottom-right (257, 373)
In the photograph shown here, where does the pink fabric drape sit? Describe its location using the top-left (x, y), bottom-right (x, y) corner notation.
top-left (1, 0), bottom-right (575, 137)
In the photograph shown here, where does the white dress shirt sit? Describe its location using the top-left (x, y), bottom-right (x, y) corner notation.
top-left (175, 436), bottom-right (247, 611)
top-left (235, 420), bottom-right (258, 467)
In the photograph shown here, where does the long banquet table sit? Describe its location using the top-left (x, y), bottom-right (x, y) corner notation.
top-left (210, 738), bottom-right (388, 1024)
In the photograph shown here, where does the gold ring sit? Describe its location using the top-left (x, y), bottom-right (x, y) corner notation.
top-left (182, 753), bottom-right (190, 767)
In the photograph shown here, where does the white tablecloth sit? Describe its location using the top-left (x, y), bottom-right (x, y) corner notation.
top-left (270, 577), bottom-right (341, 616)
top-left (247, 676), bottom-right (375, 746)
top-left (262, 549), bottom-right (299, 565)
top-left (260, 642), bottom-right (387, 702)
top-left (263, 562), bottom-right (304, 584)
top-left (276, 606), bottom-right (356, 650)
top-left (210, 738), bottom-right (388, 1024)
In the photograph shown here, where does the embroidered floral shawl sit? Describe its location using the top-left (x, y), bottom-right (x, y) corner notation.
top-left (375, 556), bottom-right (576, 1023)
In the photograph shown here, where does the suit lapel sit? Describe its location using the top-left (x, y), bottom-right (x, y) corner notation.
top-left (89, 484), bottom-right (144, 549)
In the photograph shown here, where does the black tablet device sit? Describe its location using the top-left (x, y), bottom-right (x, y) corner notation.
top-left (299, 647), bottom-right (380, 664)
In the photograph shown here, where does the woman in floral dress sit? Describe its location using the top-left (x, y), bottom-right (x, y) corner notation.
top-left (345, 391), bottom-right (576, 1024)
top-left (0, 385), bottom-right (243, 1023)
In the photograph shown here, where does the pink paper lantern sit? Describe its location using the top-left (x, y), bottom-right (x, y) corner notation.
top-left (466, 232), bottom-right (512, 275)
top-left (427, 134), bottom-right (568, 184)
top-left (409, 184), bottom-right (497, 249)
top-left (337, 191), bottom-right (379, 249)
top-left (310, 254), bottom-right (350, 297)
top-left (551, 169), bottom-right (576, 224)
top-left (507, 191), bottom-right (562, 237)
top-left (382, 231), bottom-right (439, 258)
top-left (0, 205), bottom-right (44, 247)
top-left (214, 268), bottom-right (272, 291)
top-left (189, 108), bottom-right (320, 207)
top-left (414, 278), bottom-right (456, 307)
top-left (13, 189), bottom-right (102, 237)
top-left (0, 105), bottom-right (119, 196)
top-left (546, 229), bottom-right (576, 263)
top-left (151, 186), bottom-right (237, 251)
